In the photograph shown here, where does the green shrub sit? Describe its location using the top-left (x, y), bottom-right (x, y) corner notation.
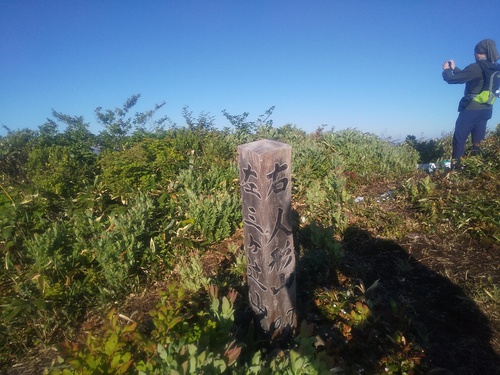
top-left (26, 145), bottom-right (96, 197)
top-left (303, 170), bottom-right (349, 232)
top-left (0, 128), bottom-right (37, 183)
top-left (49, 284), bottom-right (243, 375)
top-left (48, 281), bottom-right (337, 374)
top-left (181, 188), bottom-right (241, 244)
top-left (292, 139), bottom-right (338, 199)
top-left (1, 220), bottom-right (94, 361)
top-left (98, 138), bottom-right (185, 198)
top-left (177, 253), bottom-right (212, 293)
top-left (322, 129), bottom-right (419, 181)
top-left (90, 194), bottom-right (155, 295)
top-left (177, 163), bottom-right (241, 244)
top-left (400, 133), bottom-right (499, 241)
top-left (404, 134), bottom-right (450, 163)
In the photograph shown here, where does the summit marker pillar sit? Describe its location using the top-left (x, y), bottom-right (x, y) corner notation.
top-left (237, 139), bottom-right (296, 340)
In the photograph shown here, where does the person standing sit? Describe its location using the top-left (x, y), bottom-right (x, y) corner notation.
top-left (442, 39), bottom-right (500, 165)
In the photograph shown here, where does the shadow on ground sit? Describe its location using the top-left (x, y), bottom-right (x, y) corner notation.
top-left (296, 224), bottom-right (500, 375)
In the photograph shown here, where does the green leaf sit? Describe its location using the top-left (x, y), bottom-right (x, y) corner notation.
top-left (214, 359), bottom-right (227, 372)
top-left (157, 343), bottom-right (168, 360)
top-left (32, 299), bottom-right (47, 310)
top-left (197, 350), bottom-right (206, 364)
top-left (189, 355), bottom-right (197, 372)
top-left (210, 298), bottom-right (220, 313)
top-left (111, 353), bottom-right (121, 367)
top-left (117, 355), bottom-right (133, 374)
top-left (105, 333), bottom-right (119, 356)
top-left (221, 297), bottom-right (231, 316)
top-left (2, 304), bottom-right (23, 322)
top-left (290, 349), bottom-right (299, 370)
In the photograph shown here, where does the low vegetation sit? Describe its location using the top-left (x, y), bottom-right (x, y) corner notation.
top-left (1, 96), bottom-right (498, 374)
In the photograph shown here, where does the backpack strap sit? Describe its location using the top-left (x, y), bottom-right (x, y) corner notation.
top-left (472, 61), bottom-right (500, 105)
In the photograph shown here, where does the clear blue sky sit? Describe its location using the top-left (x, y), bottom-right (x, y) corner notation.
top-left (1, 0), bottom-right (500, 141)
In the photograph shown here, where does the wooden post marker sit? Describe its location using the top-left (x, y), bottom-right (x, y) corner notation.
top-left (237, 139), bottom-right (296, 340)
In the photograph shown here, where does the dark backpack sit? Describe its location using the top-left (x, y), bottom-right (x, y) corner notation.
top-left (473, 61), bottom-right (500, 105)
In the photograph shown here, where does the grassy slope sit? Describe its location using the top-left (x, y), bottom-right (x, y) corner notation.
top-left (5, 132), bottom-right (500, 375)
